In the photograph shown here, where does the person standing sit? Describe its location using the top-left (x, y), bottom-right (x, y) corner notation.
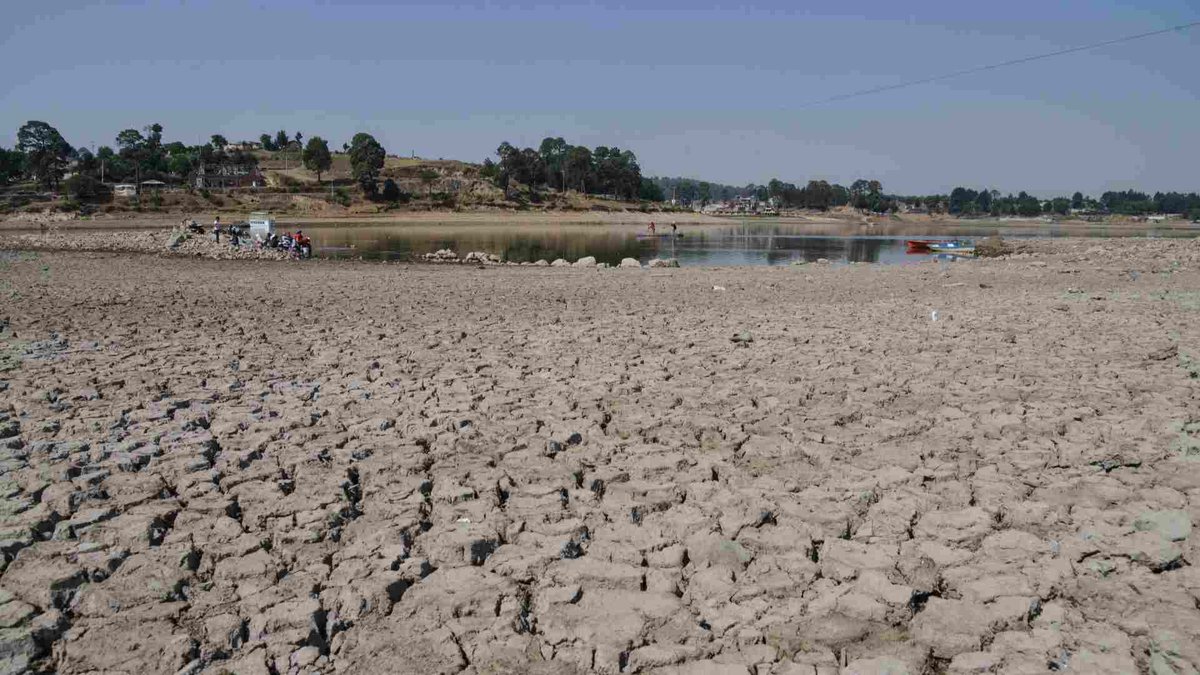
top-left (213, 216), bottom-right (222, 243)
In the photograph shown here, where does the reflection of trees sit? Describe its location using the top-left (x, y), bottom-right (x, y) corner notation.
top-left (846, 238), bottom-right (883, 263)
top-left (305, 222), bottom-right (917, 265)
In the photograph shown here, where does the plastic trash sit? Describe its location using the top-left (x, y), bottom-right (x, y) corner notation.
top-left (713, 286), bottom-right (726, 292)
top-left (931, 310), bottom-right (939, 322)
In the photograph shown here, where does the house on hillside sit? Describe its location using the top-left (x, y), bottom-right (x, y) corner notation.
top-left (194, 164), bottom-right (263, 190)
top-left (223, 141), bottom-right (263, 152)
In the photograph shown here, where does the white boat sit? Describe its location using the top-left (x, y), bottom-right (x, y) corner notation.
top-left (247, 212), bottom-right (276, 233)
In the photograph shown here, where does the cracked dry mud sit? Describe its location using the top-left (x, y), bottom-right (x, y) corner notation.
top-left (0, 238), bottom-right (1199, 675)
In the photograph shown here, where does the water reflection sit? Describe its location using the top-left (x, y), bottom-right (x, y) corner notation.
top-left (300, 219), bottom-right (1198, 267)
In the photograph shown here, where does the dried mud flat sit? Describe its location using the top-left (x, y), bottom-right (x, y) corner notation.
top-left (0, 239), bottom-right (1199, 675)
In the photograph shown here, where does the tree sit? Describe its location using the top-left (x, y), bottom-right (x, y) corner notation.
top-left (64, 174), bottom-right (108, 201)
top-left (260, 133), bottom-right (274, 151)
top-left (564, 146), bottom-right (593, 193)
top-left (210, 134), bottom-right (228, 149)
top-left (0, 147), bottom-right (24, 185)
top-left (116, 129), bottom-right (145, 153)
top-left (17, 120), bottom-right (72, 190)
top-left (638, 177), bottom-right (665, 201)
top-left (302, 136), bottom-right (332, 183)
top-left (538, 137), bottom-right (569, 190)
top-left (274, 130), bottom-right (290, 152)
top-left (480, 158), bottom-right (499, 182)
top-left (75, 147), bottom-right (98, 176)
top-left (381, 178), bottom-right (403, 202)
top-left (348, 132), bottom-right (385, 194)
top-left (1071, 192), bottom-right (1084, 210)
top-left (948, 187), bottom-right (979, 215)
top-left (1016, 192), bottom-right (1042, 217)
top-left (802, 180), bottom-right (834, 210)
top-left (294, 131), bottom-right (303, 146)
top-left (976, 188), bottom-right (993, 213)
top-left (418, 168), bottom-right (439, 198)
top-left (115, 128), bottom-right (152, 193)
top-left (698, 182), bottom-right (712, 206)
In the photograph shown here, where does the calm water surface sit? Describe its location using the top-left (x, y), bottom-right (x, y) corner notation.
top-left (300, 219), bottom-right (1200, 267)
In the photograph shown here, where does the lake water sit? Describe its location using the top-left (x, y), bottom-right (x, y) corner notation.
top-left (299, 219), bottom-right (1200, 267)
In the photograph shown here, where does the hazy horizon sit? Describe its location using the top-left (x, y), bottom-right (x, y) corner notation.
top-left (2, 0), bottom-right (1197, 198)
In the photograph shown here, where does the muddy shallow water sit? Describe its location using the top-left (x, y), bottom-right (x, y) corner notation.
top-left (299, 219), bottom-right (1200, 266)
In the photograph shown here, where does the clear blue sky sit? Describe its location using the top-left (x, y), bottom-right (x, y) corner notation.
top-left (2, 0), bottom-right (1197, 196)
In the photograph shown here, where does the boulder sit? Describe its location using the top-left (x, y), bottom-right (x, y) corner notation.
top-left (573, 256), bottom-right (597, 267)
top-left (550, 259), bottom-right (570, 267)
top-left (648, 258), bottom-right (680, 268)
top-left (1133, 510), bottom-right (1192, 542)
top-left (619, 258), bottom-right (642, 269)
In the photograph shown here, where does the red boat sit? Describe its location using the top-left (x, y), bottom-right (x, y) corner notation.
top-left (906, 240), bottom-right (938, 253)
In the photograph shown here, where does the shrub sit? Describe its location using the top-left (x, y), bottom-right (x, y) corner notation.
top-left (63, 174), bottom-right (110, 202)
top-left (328, 188), bottom-right (352, 207)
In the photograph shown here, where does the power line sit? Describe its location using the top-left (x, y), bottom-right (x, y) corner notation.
top-left (798, 20), bottom-right (1200, 108)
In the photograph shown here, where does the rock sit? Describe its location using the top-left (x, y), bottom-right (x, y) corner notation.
top-left (533, 259), bottom-right (549, 266)
top-left (1133, 510), bottom-right (1192, 541)
top-left (649, 258), bottom-right (680, 268)
top-left (1125, 531), bottom-right (1184, 571)
top-left (550, 259), bottom-right (570, 267)
top-left (290, 645), bottom-right (321, 668)
top-left (816, 258), bottom-right (830, 264)
top-left (619, 258), bottom-right (642, 269)
top-left (167, 231), bottom-right (189, 249)
top-left (573, 256), bottom-right (597, 267)
top-left (730, 331), bottom-right (753, 345)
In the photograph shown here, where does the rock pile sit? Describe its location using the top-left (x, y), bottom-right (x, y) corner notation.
top-left (0, 229), bottom-right (291, 261)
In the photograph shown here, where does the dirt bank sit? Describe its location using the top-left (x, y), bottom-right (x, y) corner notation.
top-left (0, 209), bottom-right (735, 232)
top-left (0, 239), bottom-right (1198, 673)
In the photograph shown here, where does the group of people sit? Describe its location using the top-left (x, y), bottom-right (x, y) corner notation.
top-left (180, 216), bottom-right (311, 258)
top-left (646, 221), bottom-right (679, 235)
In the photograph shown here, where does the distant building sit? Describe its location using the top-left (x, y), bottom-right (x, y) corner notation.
top-left (223, 141), bottom-right (263, 152)
top-left (194, 164), bottom-right (263, 190)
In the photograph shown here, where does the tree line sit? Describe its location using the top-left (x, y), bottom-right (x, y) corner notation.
top-left (480, 138), bottom-right (656, 201)
top-left (649, 176), bottom-right (898, 212)
top-left (901, 187), bottom-right (1200, 218)
top-left (4, 120), bottom-right (1197, 217)
top-left (0, 120), bottom-right (348, 198)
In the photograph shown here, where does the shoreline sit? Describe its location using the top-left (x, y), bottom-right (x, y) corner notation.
top-left (3, 208), bottom-right (1198, 235)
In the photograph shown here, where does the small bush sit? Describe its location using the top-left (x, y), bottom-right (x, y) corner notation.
top-left (328, 188), bottom-right (352, 207)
